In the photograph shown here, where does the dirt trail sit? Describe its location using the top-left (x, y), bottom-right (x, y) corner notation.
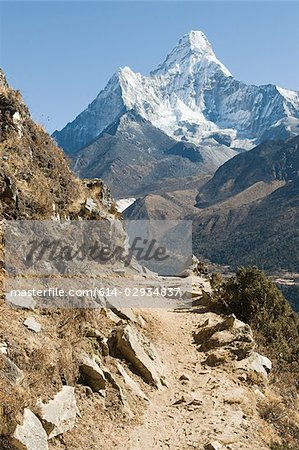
top-left (122, 305), bottom-right (271, 450)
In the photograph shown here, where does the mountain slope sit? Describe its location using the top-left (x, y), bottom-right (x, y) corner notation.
top-left (0, 69), bottom-right (115, 220)
top-left (196, 136), bottom-right (299, 208)
top-left (71, 110), bottom-right (235, 197)
top-left (192, 180), bottom-right (298, 270)
top-left (123, 189), bottom-right (199, 220)
top-left (192, 136), bottom-right (299, 271)
top-left (124, 135), bottom-right (299, 271)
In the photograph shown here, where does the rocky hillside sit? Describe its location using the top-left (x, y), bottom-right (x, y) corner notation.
top-left (0, 70), bottom-right (116, 220)
top-left (195, 136), bottom-right (299, 208)
top-left (192, 136), bottom-right (299, 272)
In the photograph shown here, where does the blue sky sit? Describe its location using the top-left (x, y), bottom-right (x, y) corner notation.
top-left (0, 1), bottom-right (298, 133)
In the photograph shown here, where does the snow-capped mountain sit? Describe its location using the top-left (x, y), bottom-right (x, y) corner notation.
top-left (53, 30), bottom-right (299, 155)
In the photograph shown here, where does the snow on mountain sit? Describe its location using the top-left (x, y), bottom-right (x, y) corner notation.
top-left (115, 197), bottom-right (136, 213)
top-left (151, 30), bottom-right (231, 78)
top-left (53, 30), bottom-right (299, 156)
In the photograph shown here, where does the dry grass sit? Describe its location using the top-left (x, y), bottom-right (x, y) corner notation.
top-left (0, 85), bottom-right (116, 221)
top-left (259, 396), bottom-right (299, 449)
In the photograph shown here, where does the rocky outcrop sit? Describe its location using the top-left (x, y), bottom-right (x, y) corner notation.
top-left (0, 354), bottom-right (23, 385)
top-left (0, 74), bottom-right (116, 221)
top-left (116, 362), bottom-right (149, 401)
top-left (195, 314), bottom-right (271, 379)
top-left (79, 352), bottom-right (106, 392)
top-left (195, 315), bottom-right (254, 357)
top-left (37, 386), bottom-right (79, 439)
top-left (110, 324), bottom-right (164, 388)
top-left (82, 178), bottom-right (113, 210)
top-left (12, 409), bottom-right (48, 450)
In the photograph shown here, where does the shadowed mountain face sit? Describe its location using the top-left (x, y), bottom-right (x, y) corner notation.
top-left (53, 31), bottom-right (299, 198)
top-left (70, 110), bottom-right (234, 198)
top-left (193, 178), bottom-right (299, 271)
top-left (192, 136), bottom-right (299, 271)
top-left (196, 136), bottom-right (299, 208)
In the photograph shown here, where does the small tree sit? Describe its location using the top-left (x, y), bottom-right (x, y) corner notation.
top-left (213, 267), bottom-right (299, 363)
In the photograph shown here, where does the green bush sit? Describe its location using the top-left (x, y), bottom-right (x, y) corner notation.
top-left (212, 267), bottom-right (299, 364)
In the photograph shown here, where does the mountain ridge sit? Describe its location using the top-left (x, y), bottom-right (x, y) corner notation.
top-left (70, 108), bottom-right (238, 197)
top-left (53, 30), bottom-right (299, 159)
top-left (195, 135), bottom-right (299, 208)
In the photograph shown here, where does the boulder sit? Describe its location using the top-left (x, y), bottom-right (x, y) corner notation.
top-left (0, 354), bottom-right (23, 385)
top-left (6, 293), bottom-right (36, 309)
top-left (13, 408), bottom-right (48, 450)
top-left (205, 441), bottom-right (224, 450)
top-left (195, 314), bottom-right (254, 359)
top-left (23, 317), bottom-right (42, 333)
top-left (116, 363), bottom-right (149, 401)
top-left (79, 352), bottom-right (106, 391)
top-left (108, 307), bottom-right (145, 326)
top-left (235, 351), bottom-right (272, 378)
top-left (111, 324), bottom-right (164, 387)
top-left (0, 341), bottom-right (8, 355)
top-left (37, 386), bottom-right (79, 439)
